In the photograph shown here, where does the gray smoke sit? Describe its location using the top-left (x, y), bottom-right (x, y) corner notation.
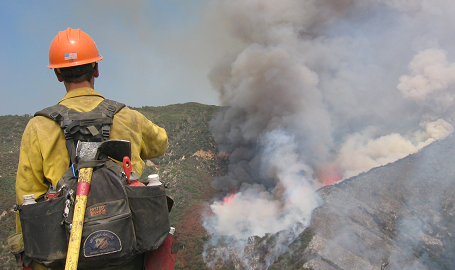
top-left (202, 0), bottom-right (455, 268)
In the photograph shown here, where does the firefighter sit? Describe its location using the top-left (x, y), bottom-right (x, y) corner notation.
top-left (11, 28), bottom-right (168, 270)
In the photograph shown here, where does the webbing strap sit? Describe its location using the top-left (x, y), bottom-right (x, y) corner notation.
top-left (67, 140), bottom-right (77, 165)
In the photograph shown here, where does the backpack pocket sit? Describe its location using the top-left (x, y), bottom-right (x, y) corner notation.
top-left (19, 196), bottom-right (68, 268)
top-left (126, 185), bottom-right (170, 253)
top-left (77, 199), bottom-right (137, 269)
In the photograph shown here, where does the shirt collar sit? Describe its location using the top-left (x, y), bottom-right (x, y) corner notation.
top-left (58, 87), bottom-right (105, 104)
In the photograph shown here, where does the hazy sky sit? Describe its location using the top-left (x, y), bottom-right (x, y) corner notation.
top-left (0, 1), bottom-right (233, 115)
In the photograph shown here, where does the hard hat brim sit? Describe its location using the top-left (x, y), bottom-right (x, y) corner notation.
top-left (47, 56), bottom-right (103, 69)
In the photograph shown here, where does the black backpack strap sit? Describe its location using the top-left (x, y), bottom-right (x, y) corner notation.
top-left (34, 104), bottom-right (68, 122)
top-left (93, 99), bottom-right (126, 141)
top-left (35, 104), bottom-right (78, 163)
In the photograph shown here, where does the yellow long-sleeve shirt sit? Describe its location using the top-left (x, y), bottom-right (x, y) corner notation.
top-left (15, 87), bottom-right (168, 233)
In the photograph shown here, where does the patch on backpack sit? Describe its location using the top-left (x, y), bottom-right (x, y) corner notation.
top-left (83, 230), bottom-right (122, 257)
top-left (89, 205), bottom-right (107, 217)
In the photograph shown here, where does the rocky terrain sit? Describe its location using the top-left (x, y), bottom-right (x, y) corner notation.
top-left (259, 133), bottom-right (455, 269)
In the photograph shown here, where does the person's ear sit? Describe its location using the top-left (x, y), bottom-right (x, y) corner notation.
top-left (94, 63), bottom-right (99, 78)
top-left (54, 69), bottom-right (64, 82)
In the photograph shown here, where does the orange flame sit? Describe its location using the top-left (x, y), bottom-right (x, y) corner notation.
top-left (318, 163), bottom-right (343, 185)
top-left (223, 193), bottom-right (235, 204)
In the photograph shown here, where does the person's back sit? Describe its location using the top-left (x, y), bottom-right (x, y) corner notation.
top-left (12, 28), bottom-right (168, 270)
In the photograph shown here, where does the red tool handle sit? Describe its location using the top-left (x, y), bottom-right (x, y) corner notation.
top-left (123, 156), bottom-right (132, 181)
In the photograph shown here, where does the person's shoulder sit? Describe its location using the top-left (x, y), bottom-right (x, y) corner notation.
top-left (22, 115), bottom-right (60, 137)
top-left (27, 115), bottom-right (49, 124)
top-left (116, 106), bottom-right (146, 118)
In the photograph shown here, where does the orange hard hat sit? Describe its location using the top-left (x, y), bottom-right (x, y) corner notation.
top-left (48, 27), bottom-right (102, 69)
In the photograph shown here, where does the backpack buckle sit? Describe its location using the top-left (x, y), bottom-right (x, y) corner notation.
top-left (63, 130), bottom-right (72, 140)
top-left (101, 125), bottom-right (110, 139)
top-left (49, 111), bottom-right (60, 121)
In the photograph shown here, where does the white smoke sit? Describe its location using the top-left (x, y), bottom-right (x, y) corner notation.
top-left (398, 49), bottom-right (455, 113)
top-left (202, 0), bottom-right (455, 268)
top-left (205, 130), bottom-right (322, 238)
top-left (335, 120), bottom-right (453, 179)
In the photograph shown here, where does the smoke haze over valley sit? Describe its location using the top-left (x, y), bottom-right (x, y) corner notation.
top-left (201, 0), bottom-right (455, 268)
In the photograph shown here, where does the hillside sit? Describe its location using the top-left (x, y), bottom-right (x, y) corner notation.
top-left (0, 102), bottom-right (226, 270)
top-left (215, 133), bottom-right (455, 269)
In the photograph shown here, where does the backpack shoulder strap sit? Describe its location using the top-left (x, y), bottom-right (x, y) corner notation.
top-left (95, 99), bottom-right (126, 118)
top-left (34, 104), bottom-right (70, 122)
top-left (35, 104), bottom-right (79, 164)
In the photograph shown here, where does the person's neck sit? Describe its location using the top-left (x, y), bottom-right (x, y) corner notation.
top-left (64, 80), bottom-right (94, 93)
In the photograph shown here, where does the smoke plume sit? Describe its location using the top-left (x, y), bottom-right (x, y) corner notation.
top-left (202, 0), bottom-right (455, 268)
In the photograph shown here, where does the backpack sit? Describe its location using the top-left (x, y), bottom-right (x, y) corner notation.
top-left (17, 100), bottom-right (171, 269)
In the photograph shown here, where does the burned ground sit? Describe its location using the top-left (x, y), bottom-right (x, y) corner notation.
top-left (264, 133), bottom-right (455, 270)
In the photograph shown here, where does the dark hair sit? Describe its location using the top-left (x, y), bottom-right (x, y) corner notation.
top-left (59, 63), bottom-right (96, 83)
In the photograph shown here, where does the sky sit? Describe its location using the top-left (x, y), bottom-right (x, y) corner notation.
top-left (0, 1), bottom-right (235, 116)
